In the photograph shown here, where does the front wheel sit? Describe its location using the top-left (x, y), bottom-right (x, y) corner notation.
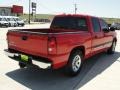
top-left (107, 41), bottom-right (116, 54)
top-left (65, 50), bottom-right (83, 76)
top-left (22, 24), bottom-right (25, 27)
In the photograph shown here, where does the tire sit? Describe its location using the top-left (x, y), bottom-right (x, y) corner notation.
top-left (65, 50), bottom-right (83, 76)
top-left (14, 24), bottom-right (17, 27)
top-left (22, 24), bottom-right (25, 27)
top-left (17, 24), bottom-right (20, 27)
top-left (107, 41), bottom-right (116, 54)
top-left (19, 62), bottom-right (26, 68)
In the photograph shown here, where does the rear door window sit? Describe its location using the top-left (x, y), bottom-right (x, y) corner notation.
top-left (92, 17), bottom-right (101, 32)
top-left (100, 19), bottom-right (109, 30)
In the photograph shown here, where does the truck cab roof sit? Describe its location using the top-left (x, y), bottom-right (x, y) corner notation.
top-left (55, 14), bottom-right (98, 18)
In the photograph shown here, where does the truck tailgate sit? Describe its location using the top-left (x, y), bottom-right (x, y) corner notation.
top-left (7, 29), bottom-right (49, 57)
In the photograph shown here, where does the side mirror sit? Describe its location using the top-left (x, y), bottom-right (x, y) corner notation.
top-left (110, 27), bottom-right (115, 31)
top-left (103, 28), bottom-right (109, 33)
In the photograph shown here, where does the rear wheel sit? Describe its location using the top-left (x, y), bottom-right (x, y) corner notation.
top-left (19, 62), bottom-right (26, 68)
top-left (65, 50), bottom-right (83, 76)
top-left (107, 41), bottom-right (116, 54)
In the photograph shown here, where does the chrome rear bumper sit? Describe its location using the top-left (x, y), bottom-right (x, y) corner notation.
top-left (4, 49), bottom-right (51, 69)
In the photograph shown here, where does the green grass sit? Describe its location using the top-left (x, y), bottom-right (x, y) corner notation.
top-left (19, 14), bottom-right (120, 24)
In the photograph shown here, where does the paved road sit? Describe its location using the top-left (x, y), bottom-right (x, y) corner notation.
top-left (0, 25), bottom-right (120, 90)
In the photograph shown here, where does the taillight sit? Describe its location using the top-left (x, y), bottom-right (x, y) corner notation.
top-left (48, 37), bottom-right (57, 55)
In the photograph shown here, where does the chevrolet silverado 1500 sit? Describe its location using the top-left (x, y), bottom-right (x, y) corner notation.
top-left (5, 14), bottom-right (117, 76)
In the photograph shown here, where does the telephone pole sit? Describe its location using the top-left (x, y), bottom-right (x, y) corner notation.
top-left (74, 4), bottom-right (77, 14)
top-left (29, 0), bottom-right (31, 24)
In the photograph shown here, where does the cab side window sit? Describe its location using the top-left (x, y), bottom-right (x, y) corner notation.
top-left (100, 19), bottom-right (109, 30)
top-left (92, 18), bottom-right (101, 32)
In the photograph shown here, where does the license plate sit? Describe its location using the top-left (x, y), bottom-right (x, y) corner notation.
top-left (21, 54), bottom-right (29, 62)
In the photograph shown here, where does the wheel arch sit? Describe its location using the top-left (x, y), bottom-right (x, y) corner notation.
top-left (70, 46), bottom-right (85, 59)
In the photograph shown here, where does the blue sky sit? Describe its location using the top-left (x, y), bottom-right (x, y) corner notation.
top-left (0, 0), bottom-right (120, 18)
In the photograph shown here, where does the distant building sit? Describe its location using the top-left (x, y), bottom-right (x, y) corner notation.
top-left (0, 5), bottom-right (23, 16)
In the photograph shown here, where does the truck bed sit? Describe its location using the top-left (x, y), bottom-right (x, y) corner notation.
top-left (7, 29), bottom-right (50, 57)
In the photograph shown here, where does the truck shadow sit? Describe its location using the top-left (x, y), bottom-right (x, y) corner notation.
top-left (6, 52), bottom-right (120, 90)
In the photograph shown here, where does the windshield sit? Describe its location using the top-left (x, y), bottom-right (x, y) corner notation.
top-left (7, 18), bottom-right (14, 21)
top-left (0, 18), bottom-right (6, 21)
top-left (51, 16), bottom-right (88, 31)
top-left (14, 18), bottom-right (21, 21)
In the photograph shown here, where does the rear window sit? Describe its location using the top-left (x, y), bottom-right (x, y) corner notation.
top-left (51, 16), bottom-right (88, 31)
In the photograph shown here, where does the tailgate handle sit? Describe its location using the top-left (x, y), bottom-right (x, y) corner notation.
top-left (22, 36), bottom-right (28, 40)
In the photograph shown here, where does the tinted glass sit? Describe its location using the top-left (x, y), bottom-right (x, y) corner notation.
top-left (100, 19), bottom-right (108, 30)
top-left (75, 18), bottom-right (88, 30)
top-left (7, 18), bottom-right (10, 21)
top-left (10, 18), bottom-right (14, 21)
top-left (92, 18), bottom-right (101, 32)
top-left (51, 17), bottom-right (75, 29)
top-left (51, 16), bottom-right (88, 31)
top-left (17, 18), bottom-right (21, 21)
top-left (14, 18), bottom-right (20, 21)
top-left (0, 18), bottom-right (5, 21)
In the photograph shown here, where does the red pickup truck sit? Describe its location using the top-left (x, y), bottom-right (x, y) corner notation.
top-left (5, 14), bottom-right (117, 76)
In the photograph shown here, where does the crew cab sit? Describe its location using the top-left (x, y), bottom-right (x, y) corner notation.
top-left (4, 14), bottom-right (117, 76)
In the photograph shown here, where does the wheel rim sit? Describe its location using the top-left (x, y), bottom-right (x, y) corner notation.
top-left (112, 42), bottom-right (116, 52)
top-left (72, 55), bottom-right (81, 72)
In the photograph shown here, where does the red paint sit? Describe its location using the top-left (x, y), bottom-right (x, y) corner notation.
top-left (7, 14), bottom-right (117, 69)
